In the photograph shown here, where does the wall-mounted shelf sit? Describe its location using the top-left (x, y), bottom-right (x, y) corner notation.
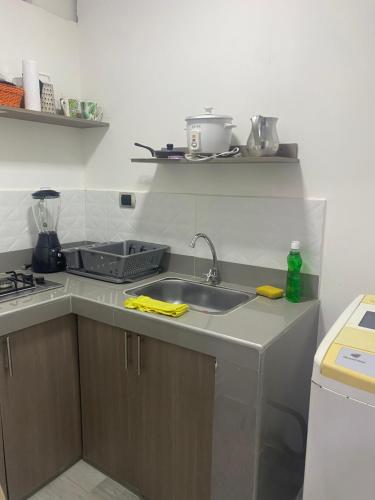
top-left (131, 143), bottom-right (299, 165)
top-left (131, 156), bottom-right (299, 165)
top-left (0, 105), bottom-right (109, 129)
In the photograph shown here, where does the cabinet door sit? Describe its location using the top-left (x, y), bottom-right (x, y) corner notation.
top-left (0, 425), bottom-right (7, 499)
top-left (0, 315), bottom-right (81, 500)
top-left (138, 335), bottom-right (215, 500)
top-left (78, 317), bottom-right (139, 490)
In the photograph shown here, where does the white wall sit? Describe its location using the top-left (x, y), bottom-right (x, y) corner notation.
top-left (0, 0), bottom-right (83, 189)
top-left (78, 0), bottom-right (375, 334)
top-left (23, 0), bottom-right (77, 22)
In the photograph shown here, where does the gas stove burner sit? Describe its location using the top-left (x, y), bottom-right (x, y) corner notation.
top-left (0, 282), bottom-right (13, 290)
top-left (0, 273), bottom-right (13, 290)
top-left (0, 271), bottom-right (35, 296)
top-left (0, 270), bottom-right (63, 303)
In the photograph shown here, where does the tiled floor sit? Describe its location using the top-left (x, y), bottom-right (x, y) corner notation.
top-left (29, 460), bottom-right (141, 500)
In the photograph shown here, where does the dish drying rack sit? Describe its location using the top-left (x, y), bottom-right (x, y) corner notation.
top-left (62, 241), bottom-right (169, 284)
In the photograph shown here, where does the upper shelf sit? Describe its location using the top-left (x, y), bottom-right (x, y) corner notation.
top-left (131, 143), bottom-right (299, 165)
top-left (0, 105), bottom-right (109, 129)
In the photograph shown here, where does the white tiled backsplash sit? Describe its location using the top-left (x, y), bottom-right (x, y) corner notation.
top-left (0, 190), bottom-right (326, 275)
top-left (0, 190), bottom-right (86, 253)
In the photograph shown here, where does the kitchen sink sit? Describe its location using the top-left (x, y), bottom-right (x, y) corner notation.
top-left (126, 278), bottom-right (255, 314)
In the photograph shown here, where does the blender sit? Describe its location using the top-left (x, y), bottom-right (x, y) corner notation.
top-left (31, 189), bottom-right (66, 273)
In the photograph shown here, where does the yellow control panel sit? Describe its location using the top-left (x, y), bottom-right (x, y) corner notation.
top-left (362, 294), bottom-right (375, 305)
top-left (321, 296), bottom-right (375, 393)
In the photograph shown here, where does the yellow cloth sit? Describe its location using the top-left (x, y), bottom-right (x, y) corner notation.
top-left (124, 295), bottom-right (189, 318)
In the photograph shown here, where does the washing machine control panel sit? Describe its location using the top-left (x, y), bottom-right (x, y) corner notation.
top-left (346, 297), bottom-right (375, 332)
top-left (336, 347), bottom-right (375, 378)
top-left (320, 296), bottom-right (375, 393)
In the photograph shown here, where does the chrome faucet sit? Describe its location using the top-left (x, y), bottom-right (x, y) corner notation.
top-left (190, 233), bottom-right (220, 285)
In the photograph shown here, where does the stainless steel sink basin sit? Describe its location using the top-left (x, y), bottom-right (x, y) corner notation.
top-left (126, 278), bottom-right (255, 314)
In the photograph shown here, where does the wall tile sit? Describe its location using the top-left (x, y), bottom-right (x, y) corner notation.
top-left (85, 191), bottom-right (326, 275)
top-left (0, 191), bottom-right (34, 252)
top-left (195, 196), bottom-right (326, 275)
top-left (0, 190), bottom-right (86, 254)
top-left (59, 190), bottom-right (86, 244)
top-left (106, 191), bottom-right (196, 255)
top-left (85, 190), bottom-right (112, 242)
top-left (0, 190), bottom-right (326, 276)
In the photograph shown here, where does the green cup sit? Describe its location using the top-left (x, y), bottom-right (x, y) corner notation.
top-left (60, 98), bottom-right (81, 118)
top-left (81, 101), bottom-right (103, 121)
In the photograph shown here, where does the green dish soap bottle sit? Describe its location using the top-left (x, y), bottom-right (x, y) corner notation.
top-left (286, 241), bottom-right (302, 303)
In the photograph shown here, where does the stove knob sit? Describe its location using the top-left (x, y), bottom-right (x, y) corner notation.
top-left (35, 276), bottom-right (45, 285)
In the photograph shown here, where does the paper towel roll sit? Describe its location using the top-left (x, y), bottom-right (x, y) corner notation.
top-left (22, 59), bottom-right (41, 111)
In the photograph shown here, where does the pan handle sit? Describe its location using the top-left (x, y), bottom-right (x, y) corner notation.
top-left (134, 142), bottom-right (156, 157)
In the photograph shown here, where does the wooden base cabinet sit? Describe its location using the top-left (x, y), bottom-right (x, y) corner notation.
top-left (0, 315), bottom-right (82, 500)
top-left (138, 335), bottom-right (216, 500)
top-left (78, 317), bottom-right (216, 500)
top-left (0, 425), bottom-right (7, 500)
top-left (78, 317), bottom-right (139, 489)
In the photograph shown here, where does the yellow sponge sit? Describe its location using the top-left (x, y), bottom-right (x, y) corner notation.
top-left (256, 285), bottom-right (284, 299)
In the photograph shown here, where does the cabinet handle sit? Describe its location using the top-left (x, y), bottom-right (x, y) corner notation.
top-left (6, 337), bottom-right (13, 377)
top-left (137, 335), bottom-right (141, 376)
top-left (124, 331), bottom-right (128, 371)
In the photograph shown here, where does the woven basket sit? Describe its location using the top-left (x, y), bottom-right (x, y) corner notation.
top-left (0, 83), bottom-right (24, 108)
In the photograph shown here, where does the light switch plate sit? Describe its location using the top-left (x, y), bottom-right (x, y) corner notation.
top-left (119, 192), bottom-right (136, 209)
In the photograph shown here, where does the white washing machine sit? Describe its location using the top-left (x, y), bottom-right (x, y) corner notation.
top-left (303, 295), bottom-right (375, 500)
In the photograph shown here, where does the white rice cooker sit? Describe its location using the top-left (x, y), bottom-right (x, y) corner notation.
top-left (185, 107), bottom-right (236, 154)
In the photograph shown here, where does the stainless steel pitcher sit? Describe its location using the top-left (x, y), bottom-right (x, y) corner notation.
top-left (246, 116), bottom-right (279, 157)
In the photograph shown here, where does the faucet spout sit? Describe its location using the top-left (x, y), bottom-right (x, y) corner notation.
top-left (190, 233), bottom-right (220, 285)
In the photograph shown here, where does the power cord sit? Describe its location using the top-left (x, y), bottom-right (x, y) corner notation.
top-left (184, 147), bottom-right (241, 162)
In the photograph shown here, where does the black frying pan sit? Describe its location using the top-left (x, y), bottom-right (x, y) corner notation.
top-left (134, 142), bottom-right (186, 158)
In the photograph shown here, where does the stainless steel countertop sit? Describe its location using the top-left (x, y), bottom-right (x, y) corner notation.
top-left (0, 271), bottom-right (319, 356)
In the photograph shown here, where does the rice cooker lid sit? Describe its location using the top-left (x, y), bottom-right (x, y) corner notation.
top-left (186, 107), bottom-right (233, 121)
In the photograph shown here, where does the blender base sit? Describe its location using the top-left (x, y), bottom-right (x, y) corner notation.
top-left (32, 232), bottom-right (66, 273)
